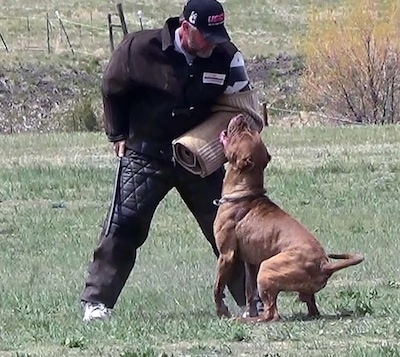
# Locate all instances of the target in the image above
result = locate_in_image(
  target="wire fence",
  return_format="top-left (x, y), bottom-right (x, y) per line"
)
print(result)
top-left (0, 4), bottom-right (367, 129)
top-left (267, 106), bottom-right (365, 126)
top-left (0, 4), bottom-right (135, 56)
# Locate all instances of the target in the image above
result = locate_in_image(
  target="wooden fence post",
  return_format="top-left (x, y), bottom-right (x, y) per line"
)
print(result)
top-left (0, 31), bottom-right (9, 52)
top-left (107, 13), bottom-right (115, 52)
top-left (262, 102), bottom-right (269, 127)
top-left (137, 10), bottom-right (143, 30)
top-left (108, 3), bottom-right (130, 53)
top-left (116, 3), bottom-right (128, 35)
top-left (46, 13), bottom-right (51, 53)
top-left (55, 11), bottom-right (75, 55)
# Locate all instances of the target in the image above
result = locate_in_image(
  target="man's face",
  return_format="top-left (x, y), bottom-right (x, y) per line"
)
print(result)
top-left (182, 21), bottom-right (216, 58)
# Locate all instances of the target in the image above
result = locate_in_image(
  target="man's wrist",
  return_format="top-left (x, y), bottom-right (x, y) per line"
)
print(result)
top-left (107, 134), bottom-right (128, 142)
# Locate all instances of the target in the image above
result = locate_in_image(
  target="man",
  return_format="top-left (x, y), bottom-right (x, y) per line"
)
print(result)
top-left (81, 0), bottom-right (264, 321)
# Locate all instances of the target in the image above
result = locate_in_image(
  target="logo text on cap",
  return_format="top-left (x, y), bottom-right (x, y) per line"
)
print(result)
top-left (208, 13), bottom-right (224, 26)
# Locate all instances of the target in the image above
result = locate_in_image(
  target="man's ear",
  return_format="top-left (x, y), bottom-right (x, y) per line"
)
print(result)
top-left (236, 156), bottom-right (254, 171)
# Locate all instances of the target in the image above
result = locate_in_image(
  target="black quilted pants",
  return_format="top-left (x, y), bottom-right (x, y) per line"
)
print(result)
top-left (81, 149), bottom-right (246, 308)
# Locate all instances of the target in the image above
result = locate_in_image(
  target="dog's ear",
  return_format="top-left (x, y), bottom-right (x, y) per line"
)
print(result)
top-left (236, 156), bottom-right (255, 171)
top-left (226, 150), bottom-right (236, 165)
top-left (257, 141), bottom-right (271, 168)
top-left (264, 148), bottom-right (271, 167)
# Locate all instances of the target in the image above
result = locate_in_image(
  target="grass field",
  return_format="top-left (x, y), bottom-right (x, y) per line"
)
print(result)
top-left (1, 126), bottom-right (400, 356)
top-left (1, 0), bottom-right (400, 356)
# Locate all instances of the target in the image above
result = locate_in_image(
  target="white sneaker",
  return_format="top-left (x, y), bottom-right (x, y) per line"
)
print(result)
top-left (82, 302), bottom-right (111, 322)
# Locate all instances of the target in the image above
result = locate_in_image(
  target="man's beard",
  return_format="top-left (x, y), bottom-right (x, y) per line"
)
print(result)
top-left (187, 38), bottom-right (214, 58)
top-left (195, 48), bottom-right (214, 58)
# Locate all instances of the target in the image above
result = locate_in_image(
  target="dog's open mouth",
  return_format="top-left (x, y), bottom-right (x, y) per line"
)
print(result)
top-left (219, 130), bottom-right (228, 147)
top-left (220, 114), bottom-right (252, 147)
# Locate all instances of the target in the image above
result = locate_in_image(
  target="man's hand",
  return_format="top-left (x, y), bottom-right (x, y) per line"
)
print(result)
top-left (113, 140), bottom-right (126, 158)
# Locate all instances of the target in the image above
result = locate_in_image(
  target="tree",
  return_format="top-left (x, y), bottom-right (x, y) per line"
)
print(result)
top-left (299, 0), bottom-right (400, 124)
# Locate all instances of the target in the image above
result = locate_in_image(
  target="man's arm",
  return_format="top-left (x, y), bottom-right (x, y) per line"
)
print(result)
top-left (102, 34), bottom-right (138, 143)
top-left (219, 51), bottom-right (264, 131)
top-left (224, 51), bottom-right (251, 94)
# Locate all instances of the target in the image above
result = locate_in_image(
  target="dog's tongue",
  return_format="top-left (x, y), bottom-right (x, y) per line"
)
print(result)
top-left (219, 130), bottom-right (228, 146)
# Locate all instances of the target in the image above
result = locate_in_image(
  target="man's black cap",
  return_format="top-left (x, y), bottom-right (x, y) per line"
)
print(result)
top-left (182, 0), bottom-right (231, 44)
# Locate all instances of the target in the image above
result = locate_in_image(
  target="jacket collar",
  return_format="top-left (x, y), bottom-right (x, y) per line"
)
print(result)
top-left (161, 17), bottom-right (180, 52)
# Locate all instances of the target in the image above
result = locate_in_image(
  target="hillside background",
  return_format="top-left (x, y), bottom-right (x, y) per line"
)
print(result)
top-left (0, 0), bottom-right (337, 133)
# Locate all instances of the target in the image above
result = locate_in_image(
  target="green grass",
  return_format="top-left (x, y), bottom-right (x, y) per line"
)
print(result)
top-left (1, 126), bottom-right (400, 356)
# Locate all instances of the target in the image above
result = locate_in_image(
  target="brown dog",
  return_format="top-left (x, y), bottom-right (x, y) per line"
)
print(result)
top-left (213, 114), bottom-right (364, 322)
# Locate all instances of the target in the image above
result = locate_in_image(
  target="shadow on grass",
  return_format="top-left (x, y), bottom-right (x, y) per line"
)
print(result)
top-left (232, 310), bottom-right (364, 325)
top-left (158, 308), bottom-right (364, 324)
top-left (157, 308), bottom-right (216, 320)
top-left (283, 310), bottom-right (363, 322)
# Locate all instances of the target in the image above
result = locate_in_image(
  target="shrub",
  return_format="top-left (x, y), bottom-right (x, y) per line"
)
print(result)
top-left (71, 96), bottom-right (100, 132)
top-left (299, 0), bottom-right (400, 124)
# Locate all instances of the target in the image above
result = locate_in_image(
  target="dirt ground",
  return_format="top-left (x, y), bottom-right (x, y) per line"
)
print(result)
top-left (0, 54), bottom-right (303, 134)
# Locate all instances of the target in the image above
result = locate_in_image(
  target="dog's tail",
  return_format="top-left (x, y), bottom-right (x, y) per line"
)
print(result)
top-left (323, 253), bottom-right (364, 275)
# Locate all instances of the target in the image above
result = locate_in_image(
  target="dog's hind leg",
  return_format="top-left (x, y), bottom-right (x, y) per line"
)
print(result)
top-left (299, 293), bottom-right (320, 318)
top-left (242, 284), bottom-right (279, 323)
top-left (214, 250), bottom-right (236, 318)
top-left (247, 251), bottom-right (310, 322)
top-left (241, 259), bottom-right (281, 323)
top-left (257, 288), bottom-right (280, 322)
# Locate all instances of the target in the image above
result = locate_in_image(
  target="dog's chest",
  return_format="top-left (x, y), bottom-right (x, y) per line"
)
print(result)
top-left (235, 221), bottom-right (278, 265)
